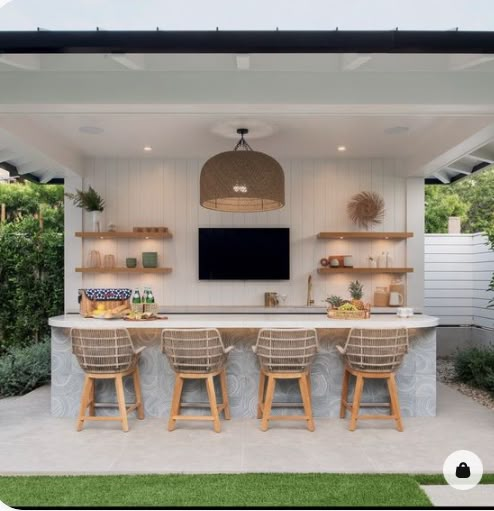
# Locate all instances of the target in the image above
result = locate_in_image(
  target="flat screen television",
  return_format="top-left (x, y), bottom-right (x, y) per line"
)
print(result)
top-left (199, 228), bottom-right (290, 280)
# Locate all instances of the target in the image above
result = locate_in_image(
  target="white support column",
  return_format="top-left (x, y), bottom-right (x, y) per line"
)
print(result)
top-left (64, 175), bottom-right (83, 313)
top-left (406, 177), bottom-right (425, 309)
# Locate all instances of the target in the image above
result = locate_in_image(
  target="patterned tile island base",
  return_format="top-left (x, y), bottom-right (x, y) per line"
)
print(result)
top-left (51, 327), bottom-right (436, 418)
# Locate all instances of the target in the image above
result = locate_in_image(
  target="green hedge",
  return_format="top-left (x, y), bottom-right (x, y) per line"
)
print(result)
top-left (0, 183), bottom-right (64, 355)
top-left (0, 340), bottom-right (50, 397)
top-left (454, 346), bottom-right (494, 393)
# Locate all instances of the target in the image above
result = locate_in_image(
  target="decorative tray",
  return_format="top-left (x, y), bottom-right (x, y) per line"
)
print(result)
top-left (123, 315), bottom-right (168, 322)
top-left (327, 308), bottom-right (370, 320)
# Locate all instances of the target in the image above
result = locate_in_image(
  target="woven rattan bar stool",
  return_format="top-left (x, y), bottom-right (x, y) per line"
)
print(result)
top-left (337, 328), bottom-right (409, 432)
top-left (70, 328), bottom-right (145, 432)
top-left (253, 328), bottom-right (319, 432)
top-left (161, 328), bottom-right (233, 433)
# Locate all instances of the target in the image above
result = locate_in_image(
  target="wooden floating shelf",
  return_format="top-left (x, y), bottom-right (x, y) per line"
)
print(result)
top-left (76, 231), bottom-right (172, 239)
top-left (317, 232), bottom-right (413, 240)
top-left (318, 267), bottom-right (414, 274)
top-left (76, 267), bottom-right (173, 274)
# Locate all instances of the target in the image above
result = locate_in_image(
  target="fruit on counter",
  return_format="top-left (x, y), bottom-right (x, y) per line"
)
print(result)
top-left (349, 280), bottom-right (365, 310)
top-left (324, 295), bottom-right (345, 308)
top-left (338, 303), bottom-right (358, 311)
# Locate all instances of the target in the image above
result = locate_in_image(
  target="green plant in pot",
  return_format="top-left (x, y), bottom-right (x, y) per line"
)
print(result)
top-left (65, 186), bottom-right (105, 232)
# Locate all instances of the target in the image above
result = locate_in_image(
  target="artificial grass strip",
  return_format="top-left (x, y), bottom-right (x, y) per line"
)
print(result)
top-left (0, 473), bottom-right (431, 508)
top-left (413, 473), bottom-right (494, 485)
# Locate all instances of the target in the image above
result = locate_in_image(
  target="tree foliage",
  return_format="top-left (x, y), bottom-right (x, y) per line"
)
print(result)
top-left (425, 167), bottom-right (494, 234)
top-left (0, 183), bottom-right (64, 354)
top-left (424, 186), bottom-right (469, 234)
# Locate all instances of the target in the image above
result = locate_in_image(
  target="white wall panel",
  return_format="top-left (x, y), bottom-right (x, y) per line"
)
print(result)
top-left (425, 233), bottom-right (494, 327)
top-left (65, 157), bottom-right (418, 311)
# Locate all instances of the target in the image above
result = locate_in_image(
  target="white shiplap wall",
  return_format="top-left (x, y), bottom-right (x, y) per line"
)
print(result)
top-left (425, 233), bottom-right (494, 328)
top-left (65, 157), bottom-right (417, 311)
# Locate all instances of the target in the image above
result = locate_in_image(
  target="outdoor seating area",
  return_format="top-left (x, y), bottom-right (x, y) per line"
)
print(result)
top-left (2, 3), bottom-right (494, 507)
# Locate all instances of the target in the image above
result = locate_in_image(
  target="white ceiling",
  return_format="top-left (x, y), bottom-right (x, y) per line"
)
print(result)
top-left (10, 113), bottom-right (490, 161)
top-left (0, 52), bottom-right (494, 181)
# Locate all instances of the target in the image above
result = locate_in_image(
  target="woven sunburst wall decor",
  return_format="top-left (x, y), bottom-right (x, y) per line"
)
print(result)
top-left (347, 191), bottom-right (385, 229)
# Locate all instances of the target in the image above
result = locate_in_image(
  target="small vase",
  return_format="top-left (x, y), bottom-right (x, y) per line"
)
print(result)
top-left (92, 211), bottom-right (101, 232)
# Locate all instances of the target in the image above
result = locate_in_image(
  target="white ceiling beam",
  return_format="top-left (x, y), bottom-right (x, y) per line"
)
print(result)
top-left (445, 165), bottom-right (472, 175)
top-left (0, 120), bottom-right (84, 177)
top-left (106, 53), bottom-right (145, 70)
top-left (0, 54), bottom-right (40, 71)
top-left (0, 149), bottom-right (16, 163)
top-left (40, 171), bottom-right (56, 183)
top-left (235, 55), bottom-right (250, 71)
top-left (468, 148), bottom-right (494, 163)
top-left (16, 162), bottom-right (41, 175)
top-left (342, 53), bottom-right (372, 71)
top-left (433, 171), bottom-right (450, 184)
top-left (449, 54), bottom-right (494, 71)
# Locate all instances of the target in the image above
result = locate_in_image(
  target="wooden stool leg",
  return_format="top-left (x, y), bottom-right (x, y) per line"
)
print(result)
top-left (299, 373), bottom-right (315, 432)
top-left (77, 375), bottom-right (92, 432)
top-left (133, 366), bottom-right (145, 420)
top-left (349, 374), bottom-right (364, 432)
top-left (168, 374), bottom-right (184, 432)
top-left (306, 371), bottom-right (312, 400)
top-left (387, 373), bottom-right (404, 432)
top-left (257, 370), bottom-right (266, 419)
top-left (115, 374), bottom-right (129, 432)
top-left (206, 374), bottom-right (221, 433)
top-left (340, 367), bottom-right (350, 419)
top-left (261, 375), bottom-right (276, 432)
top-left (219, 369), bottom-right (231, 420)
top-left (88, 377), bottom-right (96, 417)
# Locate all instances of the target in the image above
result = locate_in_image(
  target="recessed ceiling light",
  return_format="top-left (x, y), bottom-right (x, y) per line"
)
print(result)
top-left (384, 126), bottom-right (409, 135)
top-left (337, 146), bottom-right (347, 152)
top-left (79, 126), bottom-right (104, 135)
top-left (144, 146), bottom-right (152, 152)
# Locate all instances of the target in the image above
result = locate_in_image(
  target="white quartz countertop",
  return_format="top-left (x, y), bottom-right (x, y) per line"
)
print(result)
top-left (49, 313), bottom-right (438, 329)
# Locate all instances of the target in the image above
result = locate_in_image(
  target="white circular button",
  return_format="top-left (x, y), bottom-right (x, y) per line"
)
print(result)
top-left (443, 450), bottom-right (483, 490)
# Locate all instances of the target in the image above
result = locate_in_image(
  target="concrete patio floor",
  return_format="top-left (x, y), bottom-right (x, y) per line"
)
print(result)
top-left (0, 382), bottom-right (493, 475)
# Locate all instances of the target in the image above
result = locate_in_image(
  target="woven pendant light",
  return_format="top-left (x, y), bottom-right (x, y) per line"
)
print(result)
top-left (200, 128), bottom-right (285, 212)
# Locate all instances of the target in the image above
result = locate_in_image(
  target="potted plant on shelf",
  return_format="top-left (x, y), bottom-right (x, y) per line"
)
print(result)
top-left (65, 186), bottom-right (105, 232)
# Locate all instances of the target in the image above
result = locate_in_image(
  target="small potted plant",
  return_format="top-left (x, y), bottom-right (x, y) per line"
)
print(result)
top-left (65, 186), bottom-right (105, 232)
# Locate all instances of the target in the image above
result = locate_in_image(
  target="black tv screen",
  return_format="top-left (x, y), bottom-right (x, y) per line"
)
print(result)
top-left (199, 228), bottom-right (290, 280)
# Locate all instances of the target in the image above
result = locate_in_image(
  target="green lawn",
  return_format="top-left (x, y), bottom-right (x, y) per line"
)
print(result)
top-left (0, 473), bottom-right (433, 508)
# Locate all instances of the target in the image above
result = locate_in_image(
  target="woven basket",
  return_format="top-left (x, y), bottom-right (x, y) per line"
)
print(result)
top-left (131, 302), bottom-right (160, 315)
top-left (327, 307), bottom-right (370, 320)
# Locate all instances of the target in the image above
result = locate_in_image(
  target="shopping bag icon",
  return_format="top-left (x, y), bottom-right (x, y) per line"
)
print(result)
top-left (456, 462), bottom-right (471, 478)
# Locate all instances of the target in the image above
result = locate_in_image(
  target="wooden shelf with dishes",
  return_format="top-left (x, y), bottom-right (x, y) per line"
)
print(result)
top-left (317, 267), bottom-right (413, 275)
top-left (76, 267), bottom-right (172, 274)
top-left (76, 231), bottom-right (173, 239)
top-left (317, 231), bottom-right (413, 240)
top-left (75, 228), bottom-right (173, 274)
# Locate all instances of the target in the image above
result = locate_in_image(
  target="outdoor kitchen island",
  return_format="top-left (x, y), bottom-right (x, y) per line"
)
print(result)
top-left (49, 313), bottom-right (438, 419)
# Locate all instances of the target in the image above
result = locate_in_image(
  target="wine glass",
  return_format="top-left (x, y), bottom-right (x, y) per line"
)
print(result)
top-left (279, 293), bottom-right (288, 306)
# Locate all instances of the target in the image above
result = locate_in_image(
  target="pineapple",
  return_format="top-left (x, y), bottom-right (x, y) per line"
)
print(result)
top-left (325, 295), bottom-right (345, 309)
top-left (349, 280), bottom-right (365, 310)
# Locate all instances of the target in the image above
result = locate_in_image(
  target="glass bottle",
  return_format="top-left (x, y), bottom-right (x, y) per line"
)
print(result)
top-left (142, 287), bottom-right (149, 303)
top-left (132, 288), bottom-right (141, 304)
top-left (146, 287), bottom-right (155, 304)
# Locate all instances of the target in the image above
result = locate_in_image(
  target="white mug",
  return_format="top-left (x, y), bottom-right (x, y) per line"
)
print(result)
top-left (389, 291), bottom-right (403, 306)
